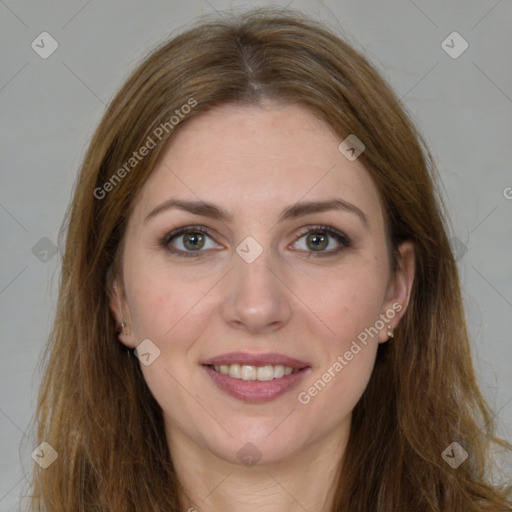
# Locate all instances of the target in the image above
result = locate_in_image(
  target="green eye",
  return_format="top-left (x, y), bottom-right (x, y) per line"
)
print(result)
top-left (293, 226), bottom-right (351, 256)
top-left (305, 232), bottom-right (329, 251)
top-left (161, 226), bottom-right (219, 257)
top-left (161, 225), bottom-right (351, 258)
top-left (181, 232), bottom-right (206, 251)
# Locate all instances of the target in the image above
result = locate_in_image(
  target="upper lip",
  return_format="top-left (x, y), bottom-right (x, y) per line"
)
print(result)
top-left (201, 352), bottom-right (310, 369)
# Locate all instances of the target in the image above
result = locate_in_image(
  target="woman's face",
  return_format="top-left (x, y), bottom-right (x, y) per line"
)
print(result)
top-left (110, 102), bottom-right (414, 466)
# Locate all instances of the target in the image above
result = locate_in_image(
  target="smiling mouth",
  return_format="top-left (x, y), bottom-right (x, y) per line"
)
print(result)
top-left (202, 360), bottom-right (311, 403)
top-left (206, 363), bottom-right (302, 381)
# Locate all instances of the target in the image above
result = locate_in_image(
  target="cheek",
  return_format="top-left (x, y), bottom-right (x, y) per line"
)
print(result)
top-left (297, 342), bottom-right (378, 432)
top-left (123, 252), bottom-right (213, 340)
top-left (296, 278), bottom-right (381, 427)
top-left (128, 277), bottom-right (176, 337)
top-left (123, 261), bottom-right (209, 425)
top-left (302, 263), bottom-right (388, 348)
top-left (294, 259), bottom-right (387, 413)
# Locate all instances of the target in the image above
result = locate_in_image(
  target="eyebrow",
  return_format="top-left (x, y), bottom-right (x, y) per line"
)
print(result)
top-left (144, 198), bottom-right (368, 227)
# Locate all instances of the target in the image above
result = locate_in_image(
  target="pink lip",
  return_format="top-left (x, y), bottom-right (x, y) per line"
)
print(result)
top-left (202, 365), bottom-right (311, 403)
top-left (200, 352), bottom-right (310, 369)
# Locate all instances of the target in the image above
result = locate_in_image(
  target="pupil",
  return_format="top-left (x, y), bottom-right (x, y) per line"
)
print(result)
top-left (184, 233), bottom-right (204, 250)
top-left (307, 233), bottom-right (327, 251)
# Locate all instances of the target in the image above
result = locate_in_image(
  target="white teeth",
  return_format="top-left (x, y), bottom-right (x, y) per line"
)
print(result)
top-left (212, 363), bottom-right (299, 380)
top-left (273, 364), bottom-right (285, 378)
top-left (228, 364), bottom-right (241, 379)
top-left (257, 365), bottom-right (274, 381)
top-left (241, 365), bottom-right (256, 380)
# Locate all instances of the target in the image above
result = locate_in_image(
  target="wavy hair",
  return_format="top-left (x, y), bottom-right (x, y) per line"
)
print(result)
top-left (28, 7), bottom-right (511, 511)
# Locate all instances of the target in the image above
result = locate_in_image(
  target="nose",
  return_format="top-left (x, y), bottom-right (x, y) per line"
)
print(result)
top-left (220, 248), bottom-right (292, 335)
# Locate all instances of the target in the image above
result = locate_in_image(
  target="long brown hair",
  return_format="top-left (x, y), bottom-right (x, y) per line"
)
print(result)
top-left (28, 7), bottom-right (511, 511)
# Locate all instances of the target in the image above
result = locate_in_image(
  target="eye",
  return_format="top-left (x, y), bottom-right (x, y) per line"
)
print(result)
top-left (291, 225), bottom-right (351, 256)
top-left (160, 224), bottom-right (351, 258)
top-left (161, 226), bottom-right (221, 257)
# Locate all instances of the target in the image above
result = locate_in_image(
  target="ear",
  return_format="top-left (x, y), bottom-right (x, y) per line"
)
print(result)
top-left (378, 241), bottom-right (415, 343)
top-left (108, 277), bottom-right (136, 349)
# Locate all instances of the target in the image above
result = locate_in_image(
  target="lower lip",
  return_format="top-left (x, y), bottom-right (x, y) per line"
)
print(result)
top-left (202, 365), bottom-right (311, 403)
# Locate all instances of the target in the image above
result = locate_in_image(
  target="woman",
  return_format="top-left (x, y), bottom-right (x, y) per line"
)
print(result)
top-left (29, 7), bottom-right (511, 511)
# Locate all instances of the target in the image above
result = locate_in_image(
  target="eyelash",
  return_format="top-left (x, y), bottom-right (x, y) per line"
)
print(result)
top-left (160, 224), bottom-right (352, 258)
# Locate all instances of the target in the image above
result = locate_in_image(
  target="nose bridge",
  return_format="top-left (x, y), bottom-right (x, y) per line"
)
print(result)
top-left (235, 244), bottom-right (276, 294)
top-left (220, 241), bottom-right (292, 332)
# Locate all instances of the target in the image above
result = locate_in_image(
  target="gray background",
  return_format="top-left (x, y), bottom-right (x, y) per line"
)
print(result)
top-left (1, 0), bottom-right (511, 509)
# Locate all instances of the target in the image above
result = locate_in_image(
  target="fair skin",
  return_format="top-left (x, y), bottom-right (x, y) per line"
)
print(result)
top-left (109, 102), bottom-right (415, 512)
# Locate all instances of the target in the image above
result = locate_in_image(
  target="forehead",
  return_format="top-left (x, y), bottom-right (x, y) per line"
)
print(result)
top-left (130, 102), bottom-right (383, 227)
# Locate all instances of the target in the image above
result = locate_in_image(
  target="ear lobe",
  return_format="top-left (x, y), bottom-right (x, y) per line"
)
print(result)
top-left (379, 241), bottom-right (415, 344)
top-left (108, 279), bottom-right (135, 347)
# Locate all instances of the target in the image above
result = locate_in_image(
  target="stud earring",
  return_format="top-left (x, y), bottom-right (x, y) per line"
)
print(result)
top-left (121, 320), bottom-right (131, 336)
top-left (387, 324), bottom-right (394, 338)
